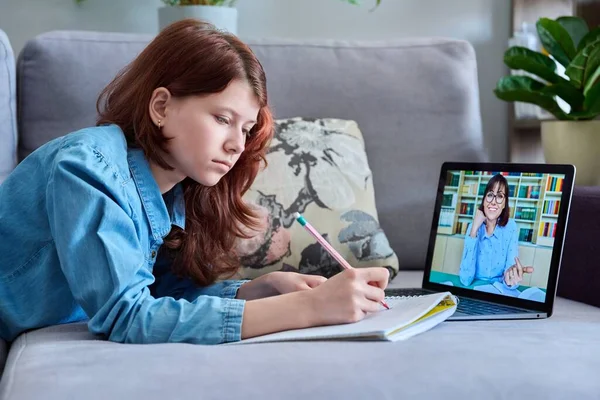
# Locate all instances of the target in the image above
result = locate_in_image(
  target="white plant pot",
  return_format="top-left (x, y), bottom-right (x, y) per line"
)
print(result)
top-left (541, 120), bottom-right (600, 186)
top-left (158, 5), bottom-right (237, 35)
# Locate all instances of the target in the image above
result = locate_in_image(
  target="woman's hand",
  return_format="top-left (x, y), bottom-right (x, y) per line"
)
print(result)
top-left (306, 267), bottom-right (390, 326)
top-left (504, 257), bottom-right (535, 286)
top-left (236, 271), bottom-right (326, 300)
top-left (470, 209), bottom-right (487, 237)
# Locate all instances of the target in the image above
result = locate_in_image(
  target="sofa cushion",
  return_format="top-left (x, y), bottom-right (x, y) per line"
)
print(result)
top-left (236, 117), bottom-right (399, 279)
top-left (557, 186), bottom-right (600, 308)
top-left (1, 271), bottom-right (599, 400)
top-left (0, 29), bottom-right (16, 184)
top-left (17, 31), bottom-right (485, 269)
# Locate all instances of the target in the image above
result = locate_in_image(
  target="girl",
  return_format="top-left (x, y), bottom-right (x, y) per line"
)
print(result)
top-left (0, 19), bottom-right (389, 345)
top-left (459, 174), bottom-right (534, 290)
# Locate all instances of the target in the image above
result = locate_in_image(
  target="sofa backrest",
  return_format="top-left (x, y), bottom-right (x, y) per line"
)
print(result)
top-left (0, 29), bottom-right (17, 184)
top-left (16, 30), bottom-right (486, 269)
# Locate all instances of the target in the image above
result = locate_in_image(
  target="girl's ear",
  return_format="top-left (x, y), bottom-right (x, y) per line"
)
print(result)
top-left (149, 87), bottom-right (171, 127)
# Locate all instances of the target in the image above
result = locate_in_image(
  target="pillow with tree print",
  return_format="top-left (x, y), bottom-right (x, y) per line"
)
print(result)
top-left (234, 117), bottom-right (399, 281)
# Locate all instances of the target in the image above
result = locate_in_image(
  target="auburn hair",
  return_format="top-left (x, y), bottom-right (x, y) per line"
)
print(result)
top-left (97, 19), bottom-right (274, 286)
top-left (478, 173), bottom-right (510, 227)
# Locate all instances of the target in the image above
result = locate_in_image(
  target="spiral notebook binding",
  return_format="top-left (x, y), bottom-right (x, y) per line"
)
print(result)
top-left (385, 293), bottom-right (460, 306)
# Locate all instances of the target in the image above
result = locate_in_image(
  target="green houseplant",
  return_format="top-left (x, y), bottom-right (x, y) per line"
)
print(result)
top-left (494, 16), bottom-right (600, 185)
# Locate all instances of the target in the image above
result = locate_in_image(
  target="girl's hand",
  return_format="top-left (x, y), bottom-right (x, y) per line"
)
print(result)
top-left (237, 271), bottom-right (326, 300)
top-left (267, 271), bottom-right (327, 295)
top-left (307, 267), bottom-right (389, 326)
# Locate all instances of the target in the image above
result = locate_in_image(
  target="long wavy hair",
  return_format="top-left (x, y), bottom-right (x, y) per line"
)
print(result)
top-left (97, 19), bottom-right (274, 286)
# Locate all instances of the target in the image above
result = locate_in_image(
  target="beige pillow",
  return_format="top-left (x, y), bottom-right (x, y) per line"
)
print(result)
top-left (235, 117), bottom-right (399, 280)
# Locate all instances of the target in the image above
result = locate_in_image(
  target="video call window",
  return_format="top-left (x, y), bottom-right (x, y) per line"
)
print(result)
top-left (430, 170), bottom-right (566, 303)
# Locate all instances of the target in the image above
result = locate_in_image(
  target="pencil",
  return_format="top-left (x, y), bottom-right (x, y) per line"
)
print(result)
top-left (293, 212), bottom-right (390, 310)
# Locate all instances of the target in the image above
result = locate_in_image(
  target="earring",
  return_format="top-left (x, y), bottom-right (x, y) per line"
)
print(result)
top-left (157, 119), bottom-right (162, 129)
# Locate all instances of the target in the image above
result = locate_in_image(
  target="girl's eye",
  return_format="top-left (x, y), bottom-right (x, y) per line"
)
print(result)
top-left (243, 129), bottom-right (251, 137)
top-left (215, 116), bottom-right (229, 125)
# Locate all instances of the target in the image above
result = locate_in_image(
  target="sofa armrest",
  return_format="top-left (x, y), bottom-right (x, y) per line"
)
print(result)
top-left (0, 29), bottom-right (17, 184)
top-left (557, 186), bottom-right (600, 308)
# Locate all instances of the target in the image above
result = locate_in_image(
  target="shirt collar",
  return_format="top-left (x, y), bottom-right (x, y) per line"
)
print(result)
top-left (168, 183), bottom-right (186, 230)
top-left (479, 221), bottom-right (499, 239)
top-left (127, 148), bottom-right (186, 240)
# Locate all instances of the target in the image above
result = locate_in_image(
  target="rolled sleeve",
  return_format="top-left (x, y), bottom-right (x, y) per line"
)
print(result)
top-left (220, 280), bottom-right (251, 298)
top-left (222, 297), bottom-right (245, 342)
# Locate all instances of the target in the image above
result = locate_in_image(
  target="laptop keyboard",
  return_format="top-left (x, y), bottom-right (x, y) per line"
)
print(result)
top-left (385, 288), bottom-right (533, 315)
top-left (455, 297), bottom-right (531, 315)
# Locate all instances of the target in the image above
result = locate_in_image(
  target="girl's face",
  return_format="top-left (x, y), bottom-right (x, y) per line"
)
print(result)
top-left (151, 79), bottom-right (260, 189)
top-left (483, 182), bottom-right (506, 221)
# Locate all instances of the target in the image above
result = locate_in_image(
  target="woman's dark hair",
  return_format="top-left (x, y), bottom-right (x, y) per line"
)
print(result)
top-left (478, 173), bottom-right (510, 227)
top-left (97, 19), bottom-right (274, 286)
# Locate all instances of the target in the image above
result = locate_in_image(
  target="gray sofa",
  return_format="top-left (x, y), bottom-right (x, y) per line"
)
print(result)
top-left (1, 29), bottom-right (600, 399)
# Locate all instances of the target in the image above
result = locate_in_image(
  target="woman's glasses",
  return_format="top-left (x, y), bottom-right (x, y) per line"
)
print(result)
top-left (485, 192), bottom-right (505, 204)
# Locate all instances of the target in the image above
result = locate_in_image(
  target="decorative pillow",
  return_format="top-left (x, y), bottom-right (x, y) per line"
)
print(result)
top-left (234, 117), bottom-right (399, 280)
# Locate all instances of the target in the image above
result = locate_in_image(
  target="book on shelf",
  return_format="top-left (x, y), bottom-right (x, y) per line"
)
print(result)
top-left (455, 221), bottom-right (469, 235)
top-left (515, 206), bottom-right (537, 221)
top-left (438, 208), bottom-right (454, 227)
top-left (519, 228), bottom-right (534, 242)
top-left (539, 222), bottom-right (557, 238)
top-left (518, 184), bottom-right (541, 199)
top-left (543, 200), bottom-right (560, 215)
top-left (447, 172), bottom-right (460, 187)
top-left (546, 176), bottom-right (564, 192)
top-left (459, 202), bottom-right (475, 215)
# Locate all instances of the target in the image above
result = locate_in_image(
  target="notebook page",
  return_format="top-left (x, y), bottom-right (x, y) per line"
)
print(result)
top-left (234, 292), bottom-right (452, 344)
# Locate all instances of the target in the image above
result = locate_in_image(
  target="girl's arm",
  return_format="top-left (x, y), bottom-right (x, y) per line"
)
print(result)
top-left (47, 143), bottom-right (247, 344)
top-left (240, 267), bottom-right (390, 339)
top-left (459, 223), bottom-right (478, 287)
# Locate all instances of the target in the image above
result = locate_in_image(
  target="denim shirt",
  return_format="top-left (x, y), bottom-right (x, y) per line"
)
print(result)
top-left (459, 219), bottom-right (519, 290)
top-left (0, 124), bottom-right (247, 344)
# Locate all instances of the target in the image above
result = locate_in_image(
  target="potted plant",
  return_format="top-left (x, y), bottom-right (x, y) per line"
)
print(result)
top-left (76, 1), bottom-right (382, 35)
top-left (158, 1), bottom-right (238, 34)
top-left (494, 16), bottom-right (600, 186)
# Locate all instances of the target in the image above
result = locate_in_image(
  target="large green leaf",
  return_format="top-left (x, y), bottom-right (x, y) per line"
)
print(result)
top-left (585, 65), bottom-right (600, 96)
top-left (557, 16), bottom-right (589, 49)
top-left (494, 76), bottom-right (566, 119)
top-left (542, 82), bottom-right (585, 111)
top-left (503, 46), bottom-right (560, 84)
top-left (537, 18), bottom-right (577, 67)
top-left (578, 27), bottom-right (600, 52)
top-left (565, 39), bottom-right (600, 88)
top-left (584, 81), bottom-right (600, 116)
top-left (584, 46), bottom-right (600, 87)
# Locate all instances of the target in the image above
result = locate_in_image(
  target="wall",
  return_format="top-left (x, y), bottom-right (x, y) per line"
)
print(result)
top-left (0, 0), bottom-right (511, 161)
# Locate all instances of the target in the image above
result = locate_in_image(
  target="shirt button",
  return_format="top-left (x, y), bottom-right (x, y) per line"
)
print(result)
top-left (151, 251), bottom-right (156, 259)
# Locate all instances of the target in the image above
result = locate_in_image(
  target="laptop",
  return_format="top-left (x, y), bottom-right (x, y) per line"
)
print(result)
top-left (385, 162), bottom-right (575, 320)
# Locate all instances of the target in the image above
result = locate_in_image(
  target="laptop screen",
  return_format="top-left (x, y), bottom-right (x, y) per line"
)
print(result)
top-left (427, 169), bottom-right (567, 304)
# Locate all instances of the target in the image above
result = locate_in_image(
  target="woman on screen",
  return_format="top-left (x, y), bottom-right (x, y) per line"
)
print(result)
top-left (459, 174), bottom-right (534, 289)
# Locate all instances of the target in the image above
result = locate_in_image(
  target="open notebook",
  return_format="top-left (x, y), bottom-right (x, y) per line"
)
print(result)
top-left (232, 292), bottom-right (457, 344)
